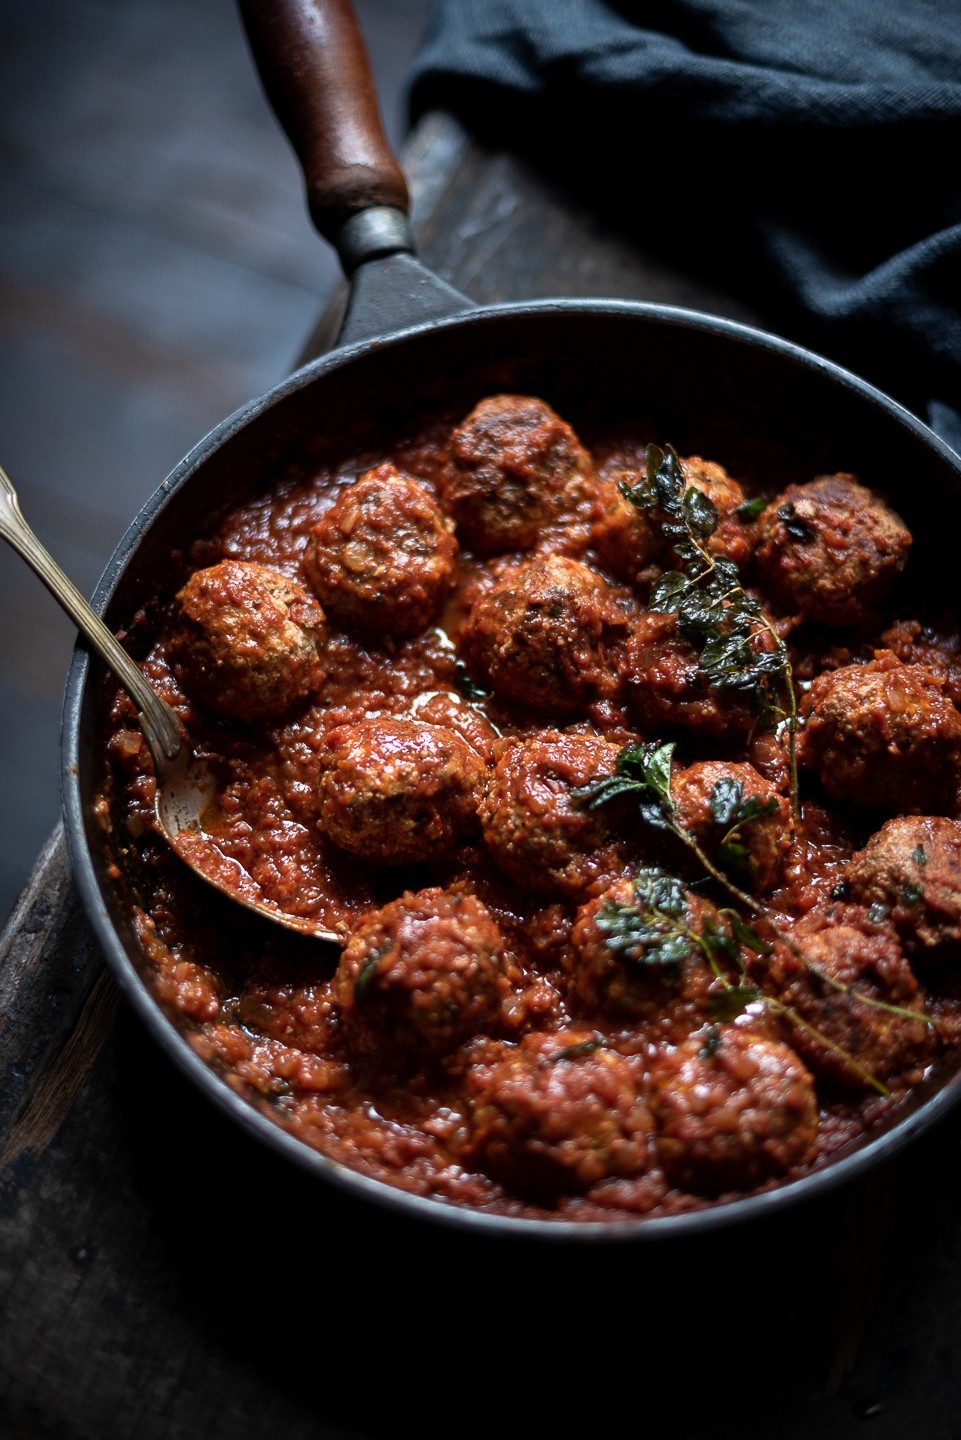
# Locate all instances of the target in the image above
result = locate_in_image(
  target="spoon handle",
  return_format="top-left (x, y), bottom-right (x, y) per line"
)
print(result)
top-left (0, 463), bottom-right (182, 766)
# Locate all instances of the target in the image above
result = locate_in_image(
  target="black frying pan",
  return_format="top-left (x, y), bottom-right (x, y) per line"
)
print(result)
top-left (61, 0), bottom-right (961, 1241)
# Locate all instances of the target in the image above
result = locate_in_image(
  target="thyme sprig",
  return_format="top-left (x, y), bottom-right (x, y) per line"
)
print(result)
top-left (577, 743), bottom-right (935, 1095)
top-left (579, 740), bottom-right (769, 917)
top-left (621, 443), bottom-right (800, 820)
top-left (597, 867), bottom-right (752, 984)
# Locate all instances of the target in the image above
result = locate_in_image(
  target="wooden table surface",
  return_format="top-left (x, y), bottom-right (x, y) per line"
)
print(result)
top-left (2, 113), bottom-right (961, 1440)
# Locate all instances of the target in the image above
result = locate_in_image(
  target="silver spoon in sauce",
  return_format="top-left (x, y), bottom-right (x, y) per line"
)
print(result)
top-left (0, 462), bottom-right (343, 944)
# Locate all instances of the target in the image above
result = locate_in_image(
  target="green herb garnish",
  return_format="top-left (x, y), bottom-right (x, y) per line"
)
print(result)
top-left (734, 495), bottom-right (768, 522)
top-left (621, 444), bottom-right (799, 818)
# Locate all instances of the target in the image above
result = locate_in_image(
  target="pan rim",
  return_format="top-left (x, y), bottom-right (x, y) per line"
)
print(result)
top-left (61, 295), bottom-right (961, 1241)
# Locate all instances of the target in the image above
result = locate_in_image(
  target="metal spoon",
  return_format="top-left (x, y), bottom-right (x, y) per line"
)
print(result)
top-left (0, 463), bottom-right (341, 943)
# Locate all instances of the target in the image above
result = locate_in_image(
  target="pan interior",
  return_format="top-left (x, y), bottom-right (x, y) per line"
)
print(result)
top-left (64, 302), bottom-right (961, 1238)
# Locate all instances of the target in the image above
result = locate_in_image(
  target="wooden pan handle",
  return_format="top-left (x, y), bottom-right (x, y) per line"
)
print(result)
top-left (237, 0), bottom-right (410, 245)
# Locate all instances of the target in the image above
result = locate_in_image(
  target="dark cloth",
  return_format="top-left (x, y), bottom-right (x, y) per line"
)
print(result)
top-left (410, 0), bottom-right (961, 452)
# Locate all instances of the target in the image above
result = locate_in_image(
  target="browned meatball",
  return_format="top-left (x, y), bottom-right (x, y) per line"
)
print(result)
top-left (650, 1027), bottom-right (818, 1195)
top-left (591, 456), bottom-right (755, 584)
top-left (479, 733), bottom-right (632, 899)
top-left (753, 904), bottom-right (932, 1089)
top-left (880, 618), bottom-right (961, 710)
top-left (590, 471), bottom-right (662, 582)
top-left (568, 873), bottom-right (719, 1022)
top-left (333, 887), bottom-right (509, 1060)
top-left (802, 653), bottom-right (961, 813)
top-left (317, 718), bottom-right (487, 864)
top-left (672, 761), bottom-right (791, 893)
top-left (167, 559), bottom-right (327, 721)
top-left (460, 555), bottom-right (629, 716)
top-left (465, 1030), bottom-right (654, 1196)
top-left (845, 816), bottom-right (961, 960)
top-left (621, 609), bottom-right (776, 739)
top-left (590, 452), bottom-right (754, 581)
top-left (441, 395), bottom-right (595, 555)
top-left (754, 474), bottom-right (911, 627)
top-left (302, 463), bottom-right (457, 638)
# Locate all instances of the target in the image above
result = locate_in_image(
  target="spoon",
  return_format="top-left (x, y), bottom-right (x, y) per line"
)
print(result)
top-left (0, 463), bottom-right (341, 943)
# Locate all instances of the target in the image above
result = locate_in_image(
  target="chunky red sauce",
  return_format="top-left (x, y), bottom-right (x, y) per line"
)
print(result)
top-left (102, 392), bottom-right (961, 1223)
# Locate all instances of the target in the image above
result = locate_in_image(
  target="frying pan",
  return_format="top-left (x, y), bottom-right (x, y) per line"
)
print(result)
top-left (61, 0), bottom-right (961, 1240)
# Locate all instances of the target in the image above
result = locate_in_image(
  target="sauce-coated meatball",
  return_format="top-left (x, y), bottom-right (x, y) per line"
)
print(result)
top-left (845, 815), bottom-right (961, 960)
top-left (479, 733), bottom-right (632, 899)
top-left (802, 653), bottom-right (961, 813)
top-left (754, 474), bottom-right (911, 627)
top-left (753, 904), bottom-right (932, 1088)
top-left (621, 609), bottom-right (774, 739)
top-left (591, 456), bottom-right (755, 583)
top-left (317, 718), bottom-right (487, 865)
top-left (441, 394), bottom-right (595, 554)
top-left (650, 1027), bottom-right (818, 1195)
top-left (672, 760), bottom-right (791, 893)
top-left (167, 559), bottom-right (327, 721)
top-left (880, 618), bottom-right (961, 710)
top-left (333, 887), bottom-right (509, 1060)
top-left (465, 1031), bottom-right (654, 1196)
top-left (568, 874), bottom-right (718, 1022)
top-left (302, 463), bottom-right (457, 638)
top-left (460, 555), bottom-right (628, 715)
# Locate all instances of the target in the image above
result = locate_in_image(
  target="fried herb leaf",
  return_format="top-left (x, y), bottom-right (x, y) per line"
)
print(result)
top-left (706, 985), bottom-right (761, 1022)
top-left (596, 867), bottom-right (694, 970)
top-left (550, 1038), bottom-right (603, 1063)
top-left (622, 443), bottom-right (797, 746)
top-left (699, 1026), bottom-right (723, 1059)
top-left (353, 945), bottom-right (389, 1000)
top-left (720, 909), bottom-right (773, 956)
top-left (778, 500), bottom-right (816, 542)
top-left (452, 658), bottom-right (491, 701)
top-left (709, 776), bottom-right (744, 827)
top-left (734, 495), bottom-right (768, 522)
top-left (575, 740), bottom-right (676, 816)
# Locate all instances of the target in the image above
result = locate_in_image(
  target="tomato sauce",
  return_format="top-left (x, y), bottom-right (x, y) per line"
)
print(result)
top-left (101, 393), bottom-right (961, 1223)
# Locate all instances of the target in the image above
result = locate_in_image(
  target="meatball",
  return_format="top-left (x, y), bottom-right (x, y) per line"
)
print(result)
top-left (302, 463), bottom-right (457, 637)
top-left (460, 555), bottom-right (628, 715)
top-left (672, 761), bottom-right (791, 893)
top-left (880, 617), bottom-right (961, 710)
top-left (568, 873), bottom-right (719, 1022)
top-left (465, 1030), bottom-right (654, 1197)
top-left (590, 471), bottom-right (662, 582)
top-left (316, 718), bottom-right (487, 865)
top-left (440, 394), bottom-right (595, 554)
top-left (650, 1027), bottom-right (818, 1195)
top-left (167, 559), bottom-right (327, 721)
top-left (753, 904), bottom-right (932, 1089)
top-left (591, 456), bottom-right (754, 584)
top-left (479, 733), bottom-right (632, 899)
top-left (621, 609), bottom-right (776, 739)
top-left (333, 888), bottom-right (509, 1060)
top-left (754, 473), bottom-right (911, 627)
top-left (802, 652), bottom-right (961, 813)
top-left (593, 452), bottom-right (760, 581)
top-left (845, 815), bottom-right (961, 960)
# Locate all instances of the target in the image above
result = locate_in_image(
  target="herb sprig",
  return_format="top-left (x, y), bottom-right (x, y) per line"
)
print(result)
top-left (579, 739), bottom-right (771, 917)
top-left (577, 743), bottom-right (934, 1094)
top-left (621, 444), bottom-right (800, 819)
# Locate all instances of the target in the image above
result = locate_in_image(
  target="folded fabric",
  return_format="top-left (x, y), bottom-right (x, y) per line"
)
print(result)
top-left (410, 0), bottom-right (961, 453)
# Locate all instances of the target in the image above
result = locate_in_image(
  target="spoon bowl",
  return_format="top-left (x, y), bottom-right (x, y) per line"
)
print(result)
top-left (0, 462), bottom-right (342, 944)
